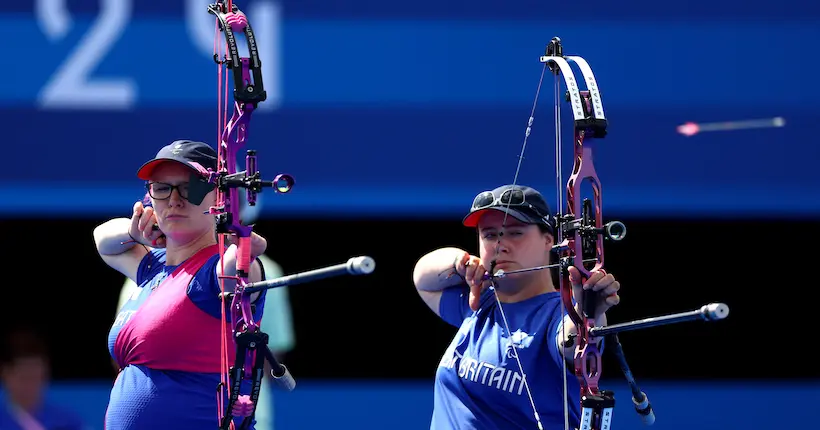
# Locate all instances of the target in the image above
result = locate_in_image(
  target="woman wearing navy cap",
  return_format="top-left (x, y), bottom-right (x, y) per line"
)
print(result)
top-left (413, 184), bottom-right (622, 430)
top-left (94, 140), bottom-right (269, 429)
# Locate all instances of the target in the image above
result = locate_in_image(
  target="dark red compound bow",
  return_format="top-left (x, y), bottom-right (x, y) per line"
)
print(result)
top-left (203, 2), bottom-right (376, 428)
top-left (485, 37), bottom-right (731, 430)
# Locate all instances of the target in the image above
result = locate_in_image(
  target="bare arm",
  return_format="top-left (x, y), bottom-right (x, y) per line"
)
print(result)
top-left (94, 202), bottom-right (165, 283)
top-left (412, 247), bottom-right (470, 317)
top-left (93, 217), bottom-right (149, 283)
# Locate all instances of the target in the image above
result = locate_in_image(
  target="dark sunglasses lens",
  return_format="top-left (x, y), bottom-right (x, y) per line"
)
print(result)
top-left (472, 191), bottom-right (495, 209)
top-left (499, 189), bottom-right (524, 205)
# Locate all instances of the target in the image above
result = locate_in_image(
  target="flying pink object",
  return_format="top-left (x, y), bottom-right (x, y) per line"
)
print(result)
top-left (676, 117), bottom-right (786, 137)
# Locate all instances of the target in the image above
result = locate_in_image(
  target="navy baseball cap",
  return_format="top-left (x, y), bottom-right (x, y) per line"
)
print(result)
top-left (462, 184), bottom-right (556, 233)
top-left (137, 140), bottom-right (218, 180)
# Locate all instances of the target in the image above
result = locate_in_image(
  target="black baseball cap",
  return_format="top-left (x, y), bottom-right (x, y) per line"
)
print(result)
top-left (462, 184), bottom-right (556, 233)
top-left (137, 140), bottom-right (218, 180)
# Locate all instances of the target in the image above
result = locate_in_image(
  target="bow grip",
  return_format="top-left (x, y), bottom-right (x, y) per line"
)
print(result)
top-left (236, 236), bottom-right (252, 273)
top-left (582, 281), bottom-right (599, 320)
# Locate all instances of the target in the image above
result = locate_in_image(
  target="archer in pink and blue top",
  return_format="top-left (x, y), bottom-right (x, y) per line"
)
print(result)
top-left (95, 140), bottom-right (269, 429)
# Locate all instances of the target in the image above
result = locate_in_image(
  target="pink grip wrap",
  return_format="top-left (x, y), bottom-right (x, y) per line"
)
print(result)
top-left (232, 395), bottom-right (253, 417)
top-left (225, 12), bottom-right (248, 31)
top-left (237, 237), bottom-right (252, 272)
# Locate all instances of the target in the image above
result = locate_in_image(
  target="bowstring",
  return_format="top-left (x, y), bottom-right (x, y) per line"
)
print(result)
top-left (215, 17), bottom-right (226, 423)
top-left (489, 61), bottom-right (549, 430)
top-left (215, 13), bottom-right (233, 428)
top-left (554, 66), bottom-right (570, 430)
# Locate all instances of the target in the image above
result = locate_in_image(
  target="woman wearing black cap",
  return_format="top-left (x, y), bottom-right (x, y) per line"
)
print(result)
top-left (92, 140), bottom-right (269, 429)
top-left (413, 184), bottom-right (621, 430)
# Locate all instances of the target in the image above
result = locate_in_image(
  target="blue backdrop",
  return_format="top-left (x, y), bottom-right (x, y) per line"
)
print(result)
top-left (37, 380), bottom-right (820, 430)
top-left (1, 0), bottom-right (817, 218)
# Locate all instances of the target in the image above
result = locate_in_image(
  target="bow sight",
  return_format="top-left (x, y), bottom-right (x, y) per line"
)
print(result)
top-left (207, 150), bottom-right (295, 232)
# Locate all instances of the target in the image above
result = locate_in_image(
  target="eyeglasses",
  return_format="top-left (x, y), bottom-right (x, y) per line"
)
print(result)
top-left (146, 182), bottom-right (189, 200)
top-left (471, 189), bottom-right (547, 219)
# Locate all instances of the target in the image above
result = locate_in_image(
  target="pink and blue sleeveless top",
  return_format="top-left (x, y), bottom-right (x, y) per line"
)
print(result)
top-left (105, 245), bottom-right (266, 429)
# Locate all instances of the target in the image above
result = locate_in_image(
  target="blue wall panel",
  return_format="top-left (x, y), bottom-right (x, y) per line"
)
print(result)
top-left (1, 1), bottom-right (817, 218)
top-left (39, 380), bottom-right (820, 430)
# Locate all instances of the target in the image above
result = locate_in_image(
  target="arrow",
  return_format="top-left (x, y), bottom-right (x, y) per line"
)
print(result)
top-left (677, 116), bottom-right (786, 137)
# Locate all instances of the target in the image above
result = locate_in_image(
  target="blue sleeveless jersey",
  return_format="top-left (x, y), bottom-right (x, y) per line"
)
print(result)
top-left (431, 286), bottom-right (582, 430)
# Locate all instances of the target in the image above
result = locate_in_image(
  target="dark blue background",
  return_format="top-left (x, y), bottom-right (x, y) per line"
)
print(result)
top-left (1, 0), bottom-right (817, 218)
top-left (37, 380), bottom-right (820, 430)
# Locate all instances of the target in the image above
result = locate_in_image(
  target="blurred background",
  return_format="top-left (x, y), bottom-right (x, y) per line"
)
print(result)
top-left (1, 0), bottom-right (819, 429)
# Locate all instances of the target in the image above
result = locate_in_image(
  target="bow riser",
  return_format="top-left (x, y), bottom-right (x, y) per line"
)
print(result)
top-left (542, 50), bottom-right (614, 400)
top-left (553, 131), bottom-right (605, 397)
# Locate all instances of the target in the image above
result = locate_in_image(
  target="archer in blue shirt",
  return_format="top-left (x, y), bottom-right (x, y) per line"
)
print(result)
top-left (413, 185), bottom-right (622, 430)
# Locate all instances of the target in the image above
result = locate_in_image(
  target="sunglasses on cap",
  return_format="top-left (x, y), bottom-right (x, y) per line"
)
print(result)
top-left (471, 188), bottom-right (549, 220)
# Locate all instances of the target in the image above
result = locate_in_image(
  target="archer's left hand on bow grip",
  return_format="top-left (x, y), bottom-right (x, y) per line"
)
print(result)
top-left (223, 232), bottom-right (268, 256)
top-left (567, 267), bottom-right (620, 319)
